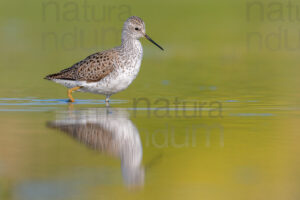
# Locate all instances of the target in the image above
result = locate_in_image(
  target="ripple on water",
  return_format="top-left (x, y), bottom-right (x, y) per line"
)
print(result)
top-left (0, 98), bottom-right (128, 112)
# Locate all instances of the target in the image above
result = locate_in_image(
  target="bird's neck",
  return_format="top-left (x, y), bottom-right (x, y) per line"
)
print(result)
top-left (121, 37), bottom-right (143, 56)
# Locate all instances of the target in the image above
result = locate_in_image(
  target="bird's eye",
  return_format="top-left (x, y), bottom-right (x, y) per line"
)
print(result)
top-left (135, 27), bottom-right (139, 31)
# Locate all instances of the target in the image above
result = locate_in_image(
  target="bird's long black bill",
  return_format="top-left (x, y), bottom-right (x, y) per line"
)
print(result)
top-left (145, 34), bottom-right (164, 51)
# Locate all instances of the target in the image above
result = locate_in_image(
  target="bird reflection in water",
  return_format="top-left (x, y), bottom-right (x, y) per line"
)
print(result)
top-left (47, 107), bottom-right (144, 188)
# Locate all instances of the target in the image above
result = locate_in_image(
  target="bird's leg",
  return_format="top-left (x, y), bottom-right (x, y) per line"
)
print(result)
top-left (105, 95), bottom-right (111, 103)
top-left (105, 95), bottom-right (111, 107)
top-left (67, 86), bottom-right (82, 102)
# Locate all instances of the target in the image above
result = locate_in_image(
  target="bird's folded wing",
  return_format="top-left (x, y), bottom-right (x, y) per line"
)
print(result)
top-left (45, 51), bottom-right (117, 82)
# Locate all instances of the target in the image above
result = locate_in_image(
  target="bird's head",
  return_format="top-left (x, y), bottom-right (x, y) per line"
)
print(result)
top-left (122, 16), bottom-right (164, 51)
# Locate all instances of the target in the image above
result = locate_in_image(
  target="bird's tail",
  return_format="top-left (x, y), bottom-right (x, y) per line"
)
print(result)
top-left (44, 73), bottom-right (60, 80)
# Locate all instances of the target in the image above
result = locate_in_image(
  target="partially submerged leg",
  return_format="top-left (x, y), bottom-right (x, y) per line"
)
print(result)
top-left (105, 95), bottom-right (111, 103)
top-left (68, 86), bottom-right (82, 102)
top-left (105, 95), bottom-right (111, 107)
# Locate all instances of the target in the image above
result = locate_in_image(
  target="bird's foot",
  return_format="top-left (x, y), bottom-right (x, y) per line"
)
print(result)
top-left (105, 95), bottom-right (111, 103)
top-left (105, 96), bottom-right (110, 107)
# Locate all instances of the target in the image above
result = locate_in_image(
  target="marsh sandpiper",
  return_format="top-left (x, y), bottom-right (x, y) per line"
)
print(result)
top-left (45, 16), bottom-right (163, 104)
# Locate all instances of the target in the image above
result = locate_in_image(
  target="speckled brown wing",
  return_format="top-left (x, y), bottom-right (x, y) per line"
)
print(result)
top-left (45, 50), bottom-right (118, 82)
